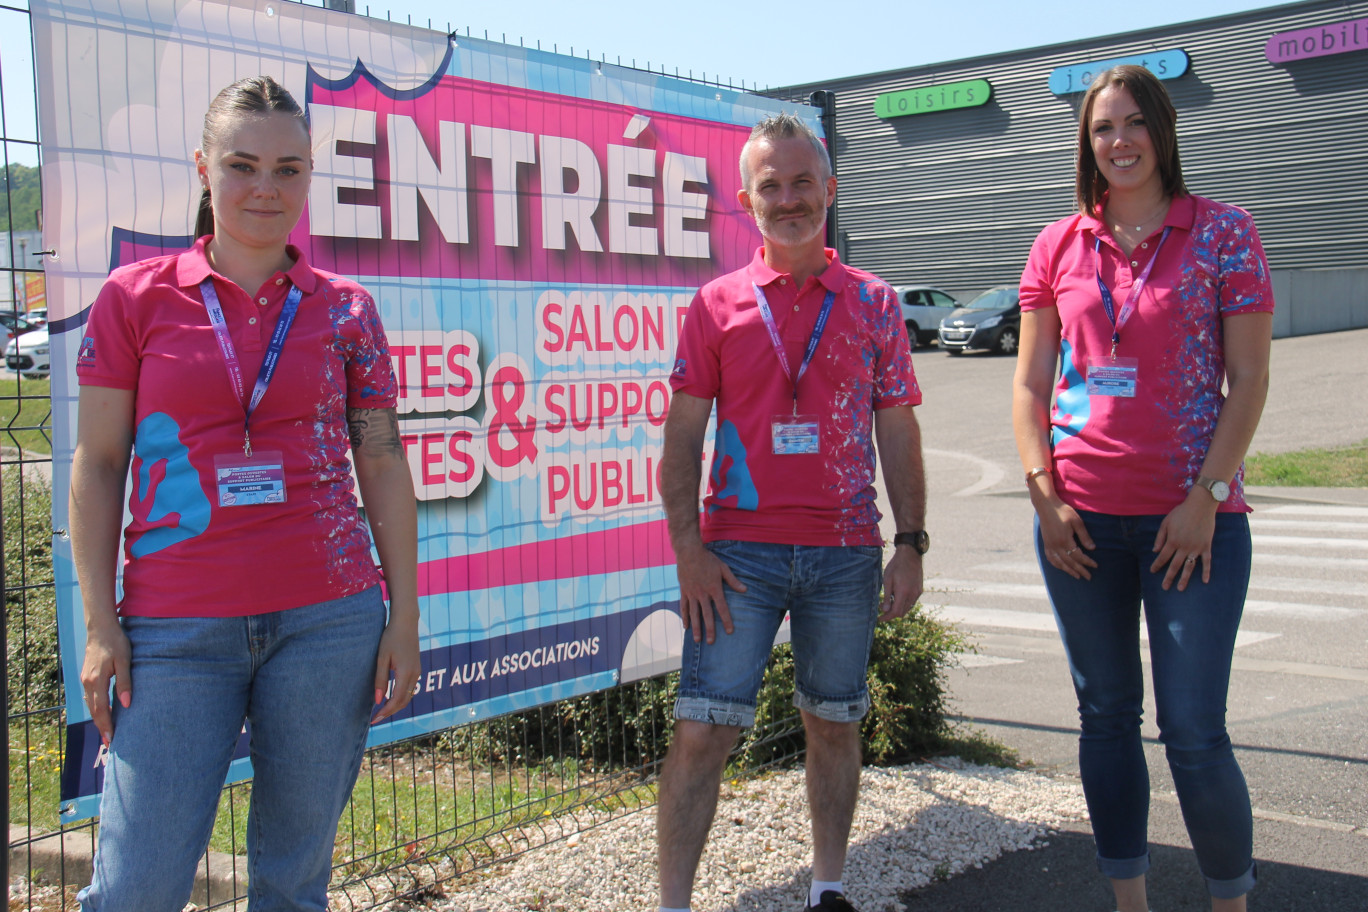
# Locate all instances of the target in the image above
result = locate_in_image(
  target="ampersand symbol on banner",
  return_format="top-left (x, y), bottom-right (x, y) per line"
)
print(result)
top-left (486, 364), bottom-right (539, 468)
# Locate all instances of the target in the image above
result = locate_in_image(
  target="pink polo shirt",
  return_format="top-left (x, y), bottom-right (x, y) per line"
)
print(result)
top-left (1019, 194), bottom-right (1274, 515)
top-left (77, 237), bottom-right (398, 617)
top-left (669, 248), bottom-right (921, 547)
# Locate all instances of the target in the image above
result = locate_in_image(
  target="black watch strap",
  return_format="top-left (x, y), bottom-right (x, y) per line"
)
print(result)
top-left (893, 531), bottom-right (930, 555)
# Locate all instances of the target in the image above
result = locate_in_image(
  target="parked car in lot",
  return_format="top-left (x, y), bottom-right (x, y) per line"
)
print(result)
top-left (6, 324), bottom-right (50, 378)
top-left (937, 285), bottom-right (1021, 355)
top-left (893, 284), bottom-right (958, 347)
top-left (0, 311), bottom-right (37, 342)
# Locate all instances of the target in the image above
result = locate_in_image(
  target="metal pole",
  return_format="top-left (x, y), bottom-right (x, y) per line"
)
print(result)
top-left (808, 90), bottom-right (839, 252)
top-left (2, 514), bottom-right (9, 889)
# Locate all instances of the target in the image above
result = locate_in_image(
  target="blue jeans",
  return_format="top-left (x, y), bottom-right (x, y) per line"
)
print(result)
top-left (79, 586), bottom-right (387, 912)
top-left (1035, 513), bottom-right (1256, 899)
top-left (675, 540), bottom-right (883, 727)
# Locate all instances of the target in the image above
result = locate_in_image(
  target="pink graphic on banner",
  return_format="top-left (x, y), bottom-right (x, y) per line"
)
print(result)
top-left (416, 518), bottom-right (674, 596)
top-left (300, 67), bottom-right (759, 285)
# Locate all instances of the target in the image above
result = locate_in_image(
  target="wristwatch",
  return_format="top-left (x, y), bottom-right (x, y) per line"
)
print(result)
top-left (1195, 475), bottom-right (1231, 503)
top-left (894, 531), bottom-right (931, 555)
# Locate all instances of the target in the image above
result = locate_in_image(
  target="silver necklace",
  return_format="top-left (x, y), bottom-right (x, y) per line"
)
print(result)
top-left (1110, 199), bottom-right (1168, 234)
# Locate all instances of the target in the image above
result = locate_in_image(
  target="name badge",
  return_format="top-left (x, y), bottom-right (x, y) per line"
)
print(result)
top-left (772, 415), bottom-right (820, 455)
top-left (214, 451), bottom-right (287, 506)
top-left (1086, 357), bottom-right (1139, 398)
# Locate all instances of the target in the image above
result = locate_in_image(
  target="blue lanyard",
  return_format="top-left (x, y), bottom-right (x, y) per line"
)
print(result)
top-left (752, 283), bottom-right (836, 415)
top-left (1094, 226), bottom-right (1170, 358)
top-left (200, 277), bottom-right (303, 456)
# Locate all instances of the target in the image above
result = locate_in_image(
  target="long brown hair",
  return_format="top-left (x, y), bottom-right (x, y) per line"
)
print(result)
top-left (195, 76), bottom-right (309, 239)
top-left (1075, 65), bottom-right (1187, 215)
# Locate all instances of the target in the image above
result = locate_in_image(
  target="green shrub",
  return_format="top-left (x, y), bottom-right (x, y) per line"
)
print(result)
top-left (746, 605), bottom-right (969, 766)
top-left (452, 603), bottom-right (968, 771)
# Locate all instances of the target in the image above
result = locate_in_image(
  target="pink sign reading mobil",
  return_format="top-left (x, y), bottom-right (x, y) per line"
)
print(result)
top-left (1265, 18), bottom-right (1368, 64)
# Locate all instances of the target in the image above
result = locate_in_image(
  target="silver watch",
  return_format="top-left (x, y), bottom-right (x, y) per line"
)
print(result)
top-left (1195, 475), bottom-right (1230, 503)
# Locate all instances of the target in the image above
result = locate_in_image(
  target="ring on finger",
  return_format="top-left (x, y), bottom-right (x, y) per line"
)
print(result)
top-left (1184, 555), bottom-right (1196, 564)
top-left (1066, 547), bottom-right (1077, 555)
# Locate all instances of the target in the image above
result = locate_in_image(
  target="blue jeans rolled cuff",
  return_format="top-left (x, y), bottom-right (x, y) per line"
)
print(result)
top-left (1096, 849), bottom-right (1150, 881)
top-left (1208, 860), bottom-right (1258, 900)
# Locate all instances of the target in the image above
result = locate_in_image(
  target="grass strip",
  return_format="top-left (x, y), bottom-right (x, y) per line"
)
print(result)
top-left (0, 375), bottom-right (53, 455)
top-left (1245, 440), bottom-right (1368, 488)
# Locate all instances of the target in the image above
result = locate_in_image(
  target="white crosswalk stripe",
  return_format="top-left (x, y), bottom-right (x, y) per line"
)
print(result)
top-left (1248, 518), bottom-right (1368, 533)
top-left (931, 604), bottom-right (1282, 649)
top-left (1260, 504), bottom-right (1368, 517)
top-left (1245, 575), bottom-right (1365, 596)
top-left (1251, 534), bottom-right (1368, 550)
top-left (934, 504), bottom-right (1368, 671)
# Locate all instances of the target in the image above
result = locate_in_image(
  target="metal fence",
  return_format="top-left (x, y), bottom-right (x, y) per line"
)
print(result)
top-left (1, 3), bottom-right (807, 908)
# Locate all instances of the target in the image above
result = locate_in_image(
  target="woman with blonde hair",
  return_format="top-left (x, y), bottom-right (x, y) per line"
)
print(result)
top-left (72, 75), bottom-right (421, 911)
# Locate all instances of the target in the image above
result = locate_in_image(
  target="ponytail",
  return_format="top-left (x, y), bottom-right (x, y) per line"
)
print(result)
top-left (195, 187), bottom-right (214, 239)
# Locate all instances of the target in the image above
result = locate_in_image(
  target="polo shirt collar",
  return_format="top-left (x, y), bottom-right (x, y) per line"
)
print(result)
top-left (1083, 192), bottom-right (1198, 237)
top-left (175, 236), bottom-right (319, 294)
top-left (747, 246), bottom-right (847, 292)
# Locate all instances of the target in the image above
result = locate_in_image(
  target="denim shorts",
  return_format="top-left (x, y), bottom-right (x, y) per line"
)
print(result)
top-left (674, 540), bottom-right (883, 728)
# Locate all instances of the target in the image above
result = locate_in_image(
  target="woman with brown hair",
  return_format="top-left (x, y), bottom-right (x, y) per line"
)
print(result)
top-left (1013, 64), bottom-right (1272, 911)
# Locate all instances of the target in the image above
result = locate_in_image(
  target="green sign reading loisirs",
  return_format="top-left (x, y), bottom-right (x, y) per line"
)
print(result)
top-left (874, 79), bottom-right (992, 118)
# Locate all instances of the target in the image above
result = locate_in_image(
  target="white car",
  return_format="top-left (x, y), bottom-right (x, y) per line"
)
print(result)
top-left (6, 325), bottom-right (50, 378)
top-left (892, 285), bottom-right (958, 347)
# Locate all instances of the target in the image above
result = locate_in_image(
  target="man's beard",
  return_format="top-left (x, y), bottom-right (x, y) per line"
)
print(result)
top-left (756, 205), bottom-right (826, 248)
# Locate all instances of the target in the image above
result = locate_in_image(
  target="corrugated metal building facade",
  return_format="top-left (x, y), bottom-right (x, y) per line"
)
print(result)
top-left (769, 0), bottom-right (1367, 336)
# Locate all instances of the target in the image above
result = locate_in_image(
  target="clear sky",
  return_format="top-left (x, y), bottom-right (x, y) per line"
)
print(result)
top-left (384, 0), bottom-right (1304, 90)
top-left (1, 0), bottom-right (1306, 167)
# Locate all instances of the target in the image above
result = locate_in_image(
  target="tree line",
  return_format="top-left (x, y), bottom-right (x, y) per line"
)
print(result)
top-left (1, 163), bottom-right (41, 232)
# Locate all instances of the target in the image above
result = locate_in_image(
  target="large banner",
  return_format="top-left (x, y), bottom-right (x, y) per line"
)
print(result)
top-left (33, 0), bottom-right (816, 822)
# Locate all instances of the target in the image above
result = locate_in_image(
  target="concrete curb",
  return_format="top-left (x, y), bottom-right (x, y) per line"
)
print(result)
top-left (9, 824), bottom-right (247, 908)
top-left (1245, 485), bottom-right (1368, 507)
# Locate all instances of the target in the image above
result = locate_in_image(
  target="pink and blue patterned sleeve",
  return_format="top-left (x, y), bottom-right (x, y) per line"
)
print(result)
top-left (869, 281), bottom-right (922, 408)
top-left (1216, 209), bottom-right (1274, 316)
top-left (343, 288), bottom-right (399, 409)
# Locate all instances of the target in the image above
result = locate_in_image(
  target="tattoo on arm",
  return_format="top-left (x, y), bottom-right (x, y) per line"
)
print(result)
top-left (347, 408), bottom-right (404, 457)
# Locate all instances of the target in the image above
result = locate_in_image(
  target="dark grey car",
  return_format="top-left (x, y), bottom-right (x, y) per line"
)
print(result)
top-left (937, 286), bottom-right (1021, 355)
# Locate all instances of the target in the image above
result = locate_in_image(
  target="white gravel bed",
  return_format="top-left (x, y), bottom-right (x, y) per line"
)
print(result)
top-left (391, 759), bottom-right (1089, 912)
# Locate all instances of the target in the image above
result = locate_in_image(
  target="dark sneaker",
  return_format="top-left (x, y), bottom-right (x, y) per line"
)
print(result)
top-left (805, 891), bottom-right (858, 912)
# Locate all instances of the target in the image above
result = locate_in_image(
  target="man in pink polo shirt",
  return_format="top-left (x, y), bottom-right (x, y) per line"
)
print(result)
top-left (656, 112), bottom-right (928, 912)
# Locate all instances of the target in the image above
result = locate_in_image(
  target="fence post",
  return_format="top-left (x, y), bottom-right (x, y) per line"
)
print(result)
top-left (3, 551), bottom-right (8, 888)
